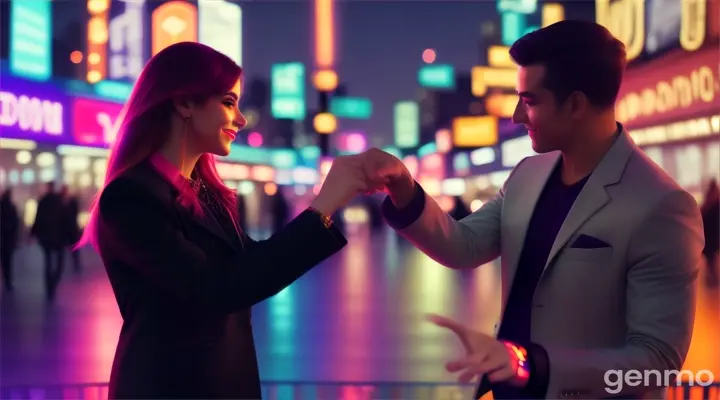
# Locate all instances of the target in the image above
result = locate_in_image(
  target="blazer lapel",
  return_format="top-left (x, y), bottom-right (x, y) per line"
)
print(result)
top-left (130, 162), bottom-right (239, 251)
top-left (502, 152), bottom-right (560, 300)
top-left (175, 201), bottom-right (239, 251)
top-left (542, 129), bottom-right (636, 273)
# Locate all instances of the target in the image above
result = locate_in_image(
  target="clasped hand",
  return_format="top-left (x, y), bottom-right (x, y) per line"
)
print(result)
top-left (310, 148), bottom-right (412, 216)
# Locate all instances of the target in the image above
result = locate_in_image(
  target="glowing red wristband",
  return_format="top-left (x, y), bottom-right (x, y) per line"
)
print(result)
top-left (502, 341), bottom-right (531, 385)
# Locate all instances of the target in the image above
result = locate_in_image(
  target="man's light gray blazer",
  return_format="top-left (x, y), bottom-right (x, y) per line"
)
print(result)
top-left (389, 129), bottom-right (705, 399)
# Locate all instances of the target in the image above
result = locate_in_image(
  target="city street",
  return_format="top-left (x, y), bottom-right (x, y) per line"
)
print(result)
top-left (1, 227), bottom-right (718, 398)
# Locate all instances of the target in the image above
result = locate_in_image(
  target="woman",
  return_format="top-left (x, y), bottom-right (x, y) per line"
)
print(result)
top-left (77, 42), bottom-right (374, 399)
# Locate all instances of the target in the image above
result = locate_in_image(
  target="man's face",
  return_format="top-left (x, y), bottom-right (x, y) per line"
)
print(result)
top-left (512, 65), bottom-right (576, 153)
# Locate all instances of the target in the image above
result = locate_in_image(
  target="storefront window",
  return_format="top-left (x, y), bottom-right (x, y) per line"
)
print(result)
top-left (674, 144), bottom-right (702, 188)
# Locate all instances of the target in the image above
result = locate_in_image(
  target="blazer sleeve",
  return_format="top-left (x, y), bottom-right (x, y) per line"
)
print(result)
top-left (540, 190), bottom-right (705, 399)
top-left (98, 177), bottom-right (347, 313)
top-left (380, 158), bottom-right (529, 269)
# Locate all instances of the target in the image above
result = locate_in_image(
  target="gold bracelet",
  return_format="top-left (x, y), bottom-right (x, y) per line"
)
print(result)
top-left (308, 206), bottom-right (333, 229)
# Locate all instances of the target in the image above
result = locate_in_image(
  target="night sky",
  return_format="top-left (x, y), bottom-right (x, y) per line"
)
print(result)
top-left (52, 0), bottom-right (594, 146)
top-left (240, 0), bottom-right (499, 145)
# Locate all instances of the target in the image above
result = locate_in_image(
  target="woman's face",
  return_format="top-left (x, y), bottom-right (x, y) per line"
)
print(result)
top-left (187, 78), bottom-right (247, 156)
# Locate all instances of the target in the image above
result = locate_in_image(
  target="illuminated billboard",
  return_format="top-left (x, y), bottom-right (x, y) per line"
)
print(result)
top-left (418, 64), bottom-right (455, 89)
top-left (72, 98), bottom-right (125, 147)
top-left (485, 93), bottom-right (519, 118)
top-left (542, 3), bottom-right (564, 27)
top-left (497, 0), bottom-right (537, 14)
top-left (108, 0), bottom-right (146, 81)
top-left (596, 0), bottom-right (707, 61)
top-left (452, 116), bottom-right (499, 148)
top-left (501, 135), bottom-right (536, 168)
top-left (10, 0), bottom-right (52, 81)
top-left (198, 0), bottom-right (242, 66)
top-left (394, 101), bottom-right (419, 149)
top-left (471, 67), bottom-right (517, 97)
top-left (152, 1), bottom-right (198, 56)
top-left (87, 0), bottom-right (109, 83)
top-left (501, 12), bottom-right (526, 46)
top-left (329, 97), bottom-right (372, 119)
top-left (0, 75), bottom-right (69, 143)
top-left (615, 46), bottom-right (719, 129)
top-left (271, 62), bottom-right (306, 120)
top-left (487, 46), bottom-right (514, 68)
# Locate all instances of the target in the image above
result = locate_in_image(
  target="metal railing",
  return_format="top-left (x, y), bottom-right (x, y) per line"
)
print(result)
top-left (0, 381), bottom-right (717, 399)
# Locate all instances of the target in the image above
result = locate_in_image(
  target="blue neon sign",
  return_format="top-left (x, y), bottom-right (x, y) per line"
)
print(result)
top-left (10, 0), bottom-right (52, 81)
top-left (271, 62), bottom-right (306, 120)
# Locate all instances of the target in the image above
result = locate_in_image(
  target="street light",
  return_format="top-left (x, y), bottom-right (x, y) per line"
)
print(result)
top-left (313, 112), bottom-right (337, 134)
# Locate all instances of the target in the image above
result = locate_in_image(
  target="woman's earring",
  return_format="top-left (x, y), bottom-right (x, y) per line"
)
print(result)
top-left (184, 115), bottom-right (191, 122)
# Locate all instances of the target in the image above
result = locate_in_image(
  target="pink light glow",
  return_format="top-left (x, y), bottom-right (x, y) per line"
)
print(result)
top-left (72, 98), bottom-right (124, 146)
top-left (247, 131), bottom-right (263, 147)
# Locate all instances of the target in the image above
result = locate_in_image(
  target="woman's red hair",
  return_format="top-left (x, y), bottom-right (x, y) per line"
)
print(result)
top-left (76, 42), bottom-right (243, 251)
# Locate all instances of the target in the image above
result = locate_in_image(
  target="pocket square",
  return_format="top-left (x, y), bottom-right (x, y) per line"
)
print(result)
top-left (571, 234), bottom-right (611, 249)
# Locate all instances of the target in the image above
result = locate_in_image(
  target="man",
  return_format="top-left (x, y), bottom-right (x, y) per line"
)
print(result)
top-left (31, 181), bottom-right (66, 299)
top-left (363, 21), bottom-right (704, 399)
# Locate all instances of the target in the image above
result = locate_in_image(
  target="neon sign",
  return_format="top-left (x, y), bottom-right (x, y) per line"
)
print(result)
top-left (629, 115), bottom-right (720, 146)
top-left (335, 132), bottom-right (367, 154)
top-left (452, 116), bottom-right (499, 148)
top-left (109, 0), bottom-right (146, 81)
top-left (152, 1), bottom-right (198, 56)
top-left (71, 98), bottom-right (124, 147)
top-left (596, 0), bottom-right (707, 61)
top-left (394, 101), bottom-right (419, 148)
top-left (497, 0), bottom-right (537, 14)
top-left (0, 76), bottom-right (68, 142)
top-left (10, 0), bottom-right (52, 81)
top-left (486, 93), bottom-right (519, 118)
top-left (616, 46), bottom-right (719, 129)
top-left (198, 0), bottom-right (242, 66)
top-left (87, 0), bottom-right (109, 83)
top-left (471, 67), bottom-right (516, 97)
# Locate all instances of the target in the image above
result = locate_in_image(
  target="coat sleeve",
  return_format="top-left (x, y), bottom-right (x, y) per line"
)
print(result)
top-left (98, 177), bottom-right (347, 313)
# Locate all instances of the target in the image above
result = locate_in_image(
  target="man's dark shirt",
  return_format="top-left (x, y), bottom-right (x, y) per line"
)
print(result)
top-left (491, 162), bottom-right (589, 399)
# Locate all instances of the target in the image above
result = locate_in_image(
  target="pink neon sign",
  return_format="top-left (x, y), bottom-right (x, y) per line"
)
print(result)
top-left (72, 98), bottom-right (123, 146)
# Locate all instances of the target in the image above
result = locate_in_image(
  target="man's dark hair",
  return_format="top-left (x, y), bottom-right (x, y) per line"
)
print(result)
top-left (509, 20), bottom-right (626, 109)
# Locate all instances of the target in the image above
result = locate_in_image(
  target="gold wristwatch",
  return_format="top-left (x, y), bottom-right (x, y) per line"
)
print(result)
top-left (308, 206), bottom-right (333, 229)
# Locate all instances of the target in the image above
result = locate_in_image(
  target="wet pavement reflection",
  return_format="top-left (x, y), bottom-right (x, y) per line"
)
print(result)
top-left (1, 226), bottom-right (717, 393)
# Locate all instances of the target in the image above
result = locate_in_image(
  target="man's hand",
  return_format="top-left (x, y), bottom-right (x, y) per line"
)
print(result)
top-left (360, 148), bottom-right (415, 209)
top-left (311, 154), bottom-right (383, 216)
top-left (427, 314), bottom-right (530, 386)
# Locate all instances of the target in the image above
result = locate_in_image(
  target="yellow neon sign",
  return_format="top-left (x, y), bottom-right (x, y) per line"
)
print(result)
top-left (313, 69), bottom-right (338, 92)
top-left (542, 3), bottom-right (564, 27)
top-left (487, 46), bottom-right (515, 69)
top-left (680, 0), bottom-right (706, 51)
top-left (485, 93), bottom-right (519, 118)
top-left (471, 67), bottom-right (516, 97)
top-left (452, 116), bottom-right (498, 148)
top-left (314, 0), bottom-right (335, 68)
top-left (595, 0), bottom-right (644, 61)
top-left (313, 0), bottom-right (336, 91)
top-left (313, 112), bottom-right (337, 134)
top-left (616, 65), bottom-right (719, 126)
top-left (152, 1), bottom-right (198, 56)
top-left (86, 0), bottom-right (109, 83)
top-left (596, 0), bottom-right (707, 61)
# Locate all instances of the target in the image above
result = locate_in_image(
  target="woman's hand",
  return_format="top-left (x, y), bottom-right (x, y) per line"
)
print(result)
top-left (310, 154), bottom-right (386, 216)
